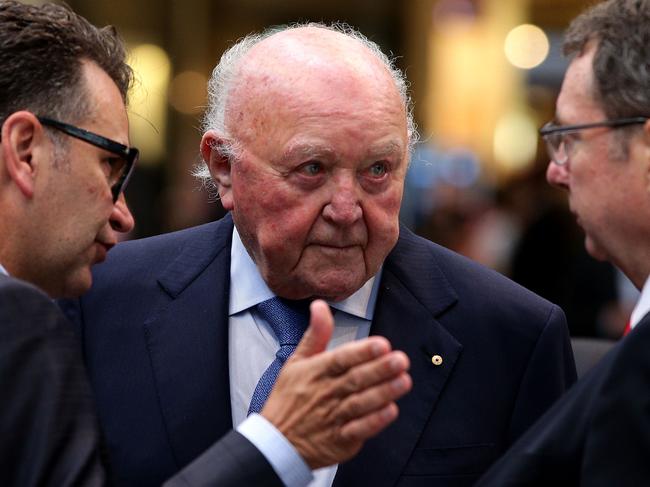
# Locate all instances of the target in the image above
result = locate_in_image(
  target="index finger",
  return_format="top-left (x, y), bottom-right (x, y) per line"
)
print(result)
top-left (309, 335), bottom-right (393, 377)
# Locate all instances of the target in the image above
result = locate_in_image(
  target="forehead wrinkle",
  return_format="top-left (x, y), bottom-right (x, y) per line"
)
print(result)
top-left (367, 140), bottom-right (404, 158)
top-left (274, 143), bottom-right (338, 165)
top-left (226, 29), bottom-right (403, 133)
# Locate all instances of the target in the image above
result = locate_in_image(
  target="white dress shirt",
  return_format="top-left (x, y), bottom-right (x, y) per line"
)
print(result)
top-left (230, 227), bottom-right (380, 487)
top-left (0, 263), bottom-right (7, 276)
top-left (629, 274), bottom-right (650, 330)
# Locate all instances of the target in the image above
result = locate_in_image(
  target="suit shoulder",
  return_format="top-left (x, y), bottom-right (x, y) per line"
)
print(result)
top-left (605, 315), bottom-right (650, 375)
top-left (402, 230), bottom-right (557, 310)
top-left (93, 218), bottom-right (229, 277)
top-left (389, 230), bottom-right (565, 343)
top-left (111, 219), bottom-right (225, 259)
top-left (0, 275), bottom-right (71, 338)
top-left (0, 275), bottom-right (53, 310)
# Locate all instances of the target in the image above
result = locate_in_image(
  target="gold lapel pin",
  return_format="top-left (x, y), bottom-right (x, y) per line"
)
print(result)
top-left (431, 354), bottom-right (443, 366)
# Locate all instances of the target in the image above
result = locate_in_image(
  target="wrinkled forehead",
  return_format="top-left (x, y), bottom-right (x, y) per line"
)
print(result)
top-left (226, 27), bottom-right (405, 132)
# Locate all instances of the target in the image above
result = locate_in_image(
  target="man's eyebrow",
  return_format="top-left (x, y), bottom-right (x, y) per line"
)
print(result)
top-left (275, 144), bottom-right (337, 164)
top-left (272, 140), bottom-right (405, 165)
top-left (367, 141), bottom-right (403, 158)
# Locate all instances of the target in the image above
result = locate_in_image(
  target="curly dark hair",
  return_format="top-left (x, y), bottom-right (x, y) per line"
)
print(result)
top-left (0, 0), bottom-right (132, 124)
top-left (564, 0), bottom-right (650, 119)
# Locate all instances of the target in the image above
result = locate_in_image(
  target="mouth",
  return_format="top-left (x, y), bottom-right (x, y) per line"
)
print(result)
top-left (94, 241), bottom-right (115, 263)
top-left (310, 243), bottom-right (362, 257)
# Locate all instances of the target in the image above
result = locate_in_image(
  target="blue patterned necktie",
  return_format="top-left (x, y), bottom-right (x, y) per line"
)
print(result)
top-left (248, 297), bottom-right (311, 415)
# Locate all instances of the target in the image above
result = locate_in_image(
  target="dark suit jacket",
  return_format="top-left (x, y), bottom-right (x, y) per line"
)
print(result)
top-left (62, 214), bottom-right (576, 487)
top-left (0, 274), bottom-right (281, 487)
top-left (0, 274), bottom-right (106, 487)
top-left (476, 312), bottom-right (650, 487)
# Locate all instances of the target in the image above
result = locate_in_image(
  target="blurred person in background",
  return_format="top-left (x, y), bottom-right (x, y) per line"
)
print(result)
top-left (0, 2), bottom-right (411, 486)
top-left (65, 22), bottom-right (576, 487)
top-left (478, 0), bottom-right (650, 484)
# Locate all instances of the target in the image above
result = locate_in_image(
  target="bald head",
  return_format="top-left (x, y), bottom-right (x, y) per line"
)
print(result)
top-left (228, 27), bottom-right (403, 146)
top-left (195, 23), bottom-right (417, 189)
top-left (238, 26), bottom-right (395, 87)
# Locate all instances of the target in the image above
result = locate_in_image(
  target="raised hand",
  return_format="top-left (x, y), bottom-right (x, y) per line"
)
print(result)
top-left (261, 299), bottom-right (412, 469)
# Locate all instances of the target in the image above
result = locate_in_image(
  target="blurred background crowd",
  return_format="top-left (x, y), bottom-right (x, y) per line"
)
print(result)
top-left (41, 0), bottom-right (634, 339)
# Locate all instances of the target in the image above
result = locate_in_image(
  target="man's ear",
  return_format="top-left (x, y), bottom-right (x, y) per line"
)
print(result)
top-left (1, 111), bottom-right (46, 199)
top-left (200, 130), bottom-right (234, 210)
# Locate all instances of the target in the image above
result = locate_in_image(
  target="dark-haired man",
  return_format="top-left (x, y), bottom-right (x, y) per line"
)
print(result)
top-left (0, 2), bottom-right (411, 486)
top-left (478, 1), bottom-right (650, 485)
top-left (0, 1), bottom-right (135, 484)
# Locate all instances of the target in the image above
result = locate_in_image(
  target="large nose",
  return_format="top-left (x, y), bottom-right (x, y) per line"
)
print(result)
top-left (546, 161), bottom-right (570, 190)
top-left (322, 175), bottom-right (362, 225)
top-left (110, 193), bottom-right (135, 234)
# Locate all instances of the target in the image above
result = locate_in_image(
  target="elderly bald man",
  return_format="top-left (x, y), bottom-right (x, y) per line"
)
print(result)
top-left (65, 23), bottom-right (576, 487)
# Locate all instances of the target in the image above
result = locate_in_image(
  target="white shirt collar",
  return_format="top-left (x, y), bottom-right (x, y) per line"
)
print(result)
top-left (630, 273), bottom-right (650, 329)
top-left (229, 226), bottom-right (381, 320)
top-left (0, 262), bottom-right (8, 276)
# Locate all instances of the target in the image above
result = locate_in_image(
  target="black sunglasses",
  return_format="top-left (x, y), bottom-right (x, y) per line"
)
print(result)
top-left (37, 116), bottom-right (139, 202)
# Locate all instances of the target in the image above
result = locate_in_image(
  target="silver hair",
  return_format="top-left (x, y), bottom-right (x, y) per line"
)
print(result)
top-left (193, 22), bottom-right (418, 191)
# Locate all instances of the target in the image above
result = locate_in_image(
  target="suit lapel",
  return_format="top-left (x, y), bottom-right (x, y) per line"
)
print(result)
top-left (143, 216), bottom-right (235, 468)
top-left (335, 228), bottom-right (463, 486)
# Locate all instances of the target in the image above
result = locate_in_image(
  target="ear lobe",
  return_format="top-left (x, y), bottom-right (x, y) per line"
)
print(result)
top-left (200, 131), bottom-right (234, 210)
top-left (1, 111), bottom-right (45, 199)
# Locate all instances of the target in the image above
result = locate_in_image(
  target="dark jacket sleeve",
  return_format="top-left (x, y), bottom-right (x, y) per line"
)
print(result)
top-left (164, 430), bottom-right (283, 487)
top-left (0, 277), bottom-right (107, 487)
top-left (476, 316), bottom-right (650, 487)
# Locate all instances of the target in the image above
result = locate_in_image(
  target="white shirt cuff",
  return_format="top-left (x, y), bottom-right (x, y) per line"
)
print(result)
top-left (237, 413), bottom-right (313, 487)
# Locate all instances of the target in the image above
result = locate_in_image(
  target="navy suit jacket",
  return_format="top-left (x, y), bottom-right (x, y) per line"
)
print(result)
top-left (0, 274), bottom-right (106, 487)
top-left (63, 214), bottom-right (576, 487)
top-left (477, 312), bottom-right (650, 486)
top-left (0, 275), bottom-right (281, 487)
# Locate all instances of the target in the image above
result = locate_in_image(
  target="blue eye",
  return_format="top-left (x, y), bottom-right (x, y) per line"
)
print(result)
top-left (369, 162), bottom-right (387, 177)
top-left (300, 162), bottom-right (322, 176)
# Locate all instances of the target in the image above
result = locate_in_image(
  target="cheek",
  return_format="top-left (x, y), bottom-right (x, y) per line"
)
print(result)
top-left (368, 183), bottom-right (402, 232)
top-left (232, 176), bottom-right (323, 258)
top-left (363, 186), bottom-right (403, 258)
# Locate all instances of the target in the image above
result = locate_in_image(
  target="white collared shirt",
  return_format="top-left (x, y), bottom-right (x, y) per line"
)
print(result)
top-left (630, 274), bottom-right (650, 330)
top-left (0, 263), bottom-right (7, 276)
top-left (230, 227), bottom-right (379, 487)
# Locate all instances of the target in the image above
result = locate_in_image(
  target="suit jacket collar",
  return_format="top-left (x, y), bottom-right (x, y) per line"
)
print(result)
top-left (156, 214), bottom-right (234, 299)
top-left (145, 214), bottom-right (236, 468)
top-left (335, 226), bottom-right (463, 486)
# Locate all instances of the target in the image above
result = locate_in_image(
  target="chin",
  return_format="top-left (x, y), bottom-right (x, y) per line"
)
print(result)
top-left (60, 271), bottom-right (93, 298)
top-left (268, 273), bottom-right (363, 302)
top-left (584, 236), bottom-right (609, 262)
top-left (312, 275), bottom-right (367, 301)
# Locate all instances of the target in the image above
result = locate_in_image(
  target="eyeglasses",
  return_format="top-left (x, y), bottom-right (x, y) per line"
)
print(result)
top-left (539, 117), bottom-right (648, 166)
top-left (37, 116), bottom-right (139, 203)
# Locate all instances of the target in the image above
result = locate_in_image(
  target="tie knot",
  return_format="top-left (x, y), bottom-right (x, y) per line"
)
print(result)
top-left (256, 297), bottom-right (310, 346)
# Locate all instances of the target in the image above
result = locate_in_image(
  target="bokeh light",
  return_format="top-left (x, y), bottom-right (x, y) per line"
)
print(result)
top-left (169, 70), bottom-right (208, 115)
top-left (127, 43), bottom-right (171, 163)
top-left (493, 111), bottom-right (538, 171)
top-left (504, 24), bottom-right (549, 69)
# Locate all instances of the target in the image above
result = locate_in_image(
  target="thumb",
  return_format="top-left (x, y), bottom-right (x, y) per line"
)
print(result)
top-left (291, 299), bottom-right (334, 360)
